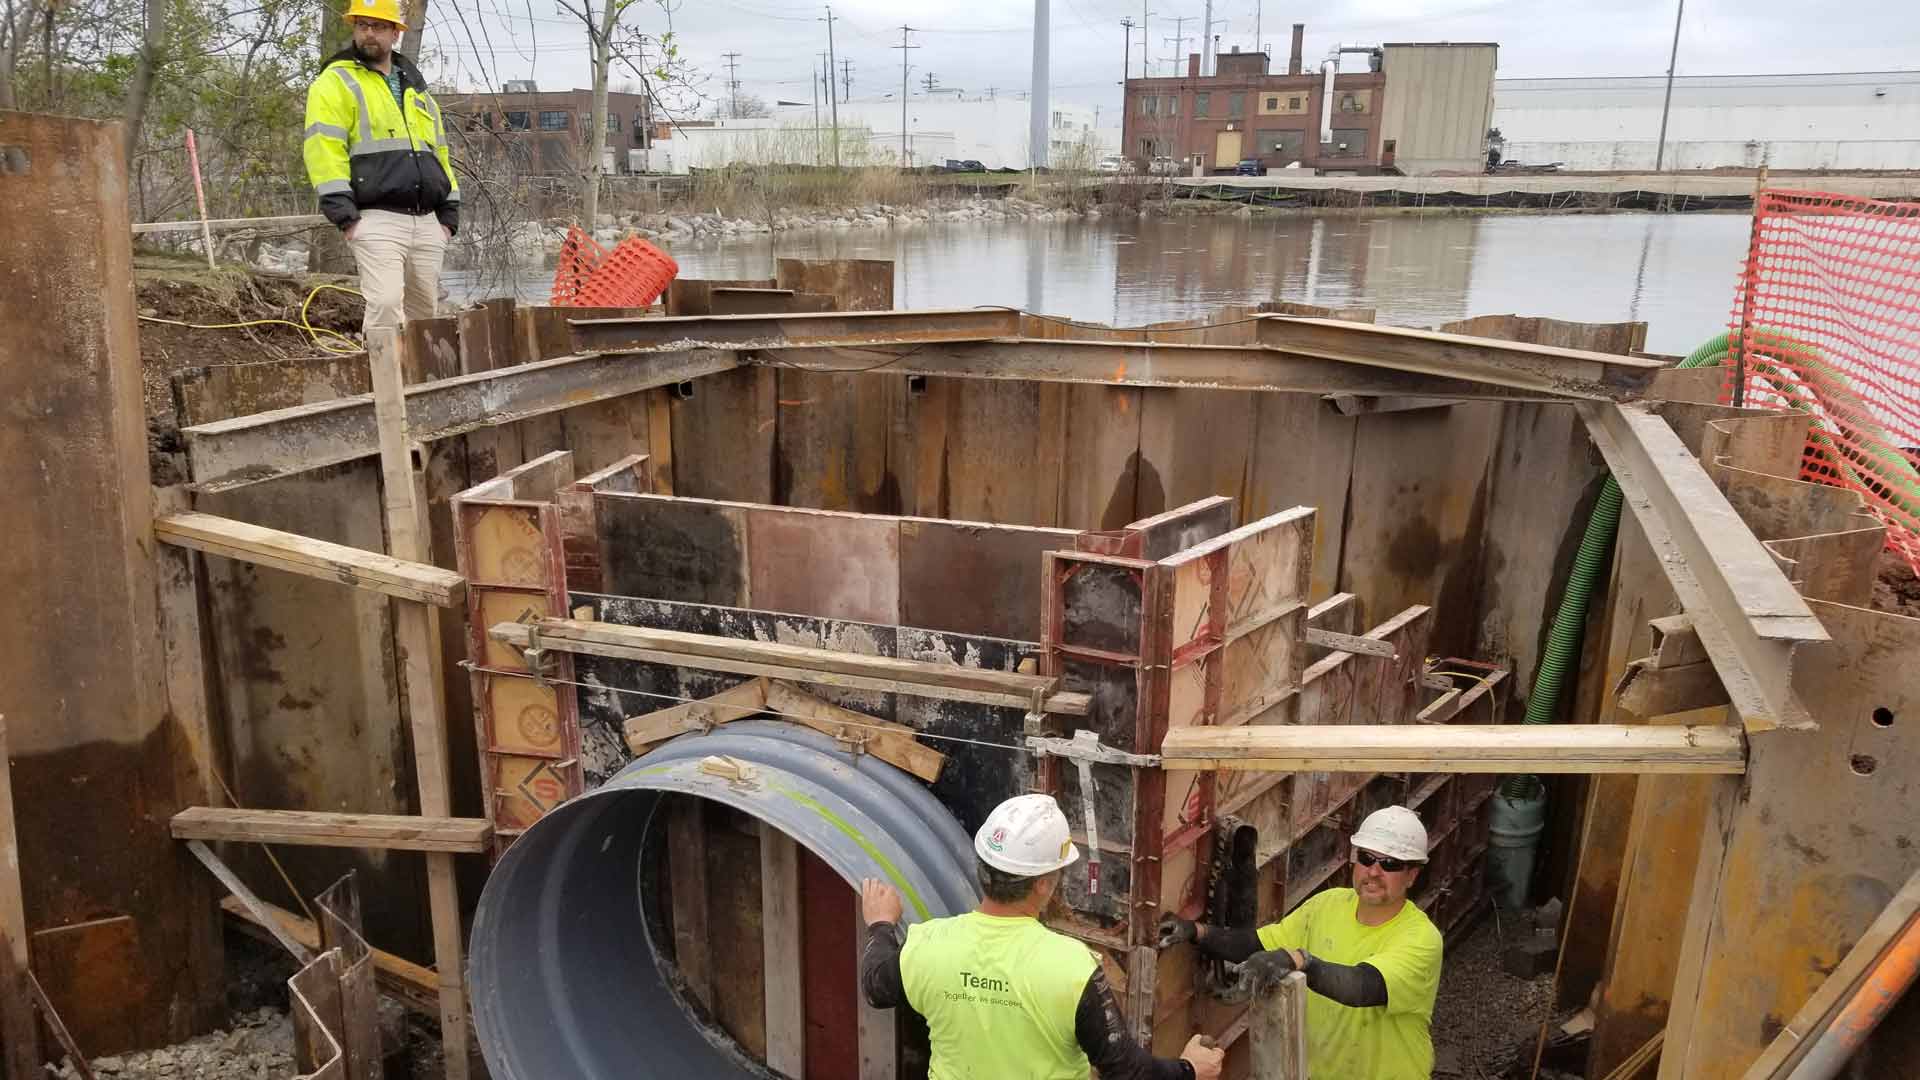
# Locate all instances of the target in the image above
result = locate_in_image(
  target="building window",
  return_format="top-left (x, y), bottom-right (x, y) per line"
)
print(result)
top-left (1265, 96), bottom-right (1278, 110)
top-left (1340, 93), bottom-right (1361, 113)
top-left (504, 111), bottom-right (530, 130)
top-left (1289, 96), bottom-right (1302, 110)
top-left (1228, 93), bottom-right (1244, 118)
top-left (1138, 96), bottom-right (1153, 117)
top-left (1194, 93), bottom-right (1210, 117)
top-left (539, 110), bottom-right (570, 130)
top-left (607, 112), bottom-right (621, 132)
top-left (1327, 128), bottom-right (1368, 157)
top-left (1138, 137), bottom-right (1154, 156)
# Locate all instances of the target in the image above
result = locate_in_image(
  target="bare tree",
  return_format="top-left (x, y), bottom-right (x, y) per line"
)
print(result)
top-left (547, 0), bottom-right (690, 226)
top-left (120, 0), bottom-right (165, 162)
top-left (0, 0), bottom-right (46, 109)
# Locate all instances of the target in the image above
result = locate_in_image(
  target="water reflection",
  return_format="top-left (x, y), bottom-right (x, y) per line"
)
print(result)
top-left (448, 212), bottom-right (1751, 354)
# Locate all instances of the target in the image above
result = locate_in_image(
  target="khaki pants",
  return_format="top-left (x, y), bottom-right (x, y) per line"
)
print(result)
top-left (347, 208), bottom-right (447, 335)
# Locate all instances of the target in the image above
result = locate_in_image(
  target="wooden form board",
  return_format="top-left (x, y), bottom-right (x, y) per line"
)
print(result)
top-left (451, 453), bottom-right (588, 849)
top-left (596, 492), bottom-right (1076, 642)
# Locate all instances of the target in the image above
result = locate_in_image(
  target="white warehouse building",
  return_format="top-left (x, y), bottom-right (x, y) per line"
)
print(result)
top-left (1492, 70), bottom-right (1920, 172)
top-left (644, 98), bottom-right (1111, 174)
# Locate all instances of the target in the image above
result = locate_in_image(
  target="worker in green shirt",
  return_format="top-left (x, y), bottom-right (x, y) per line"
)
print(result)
top-left (860, 793), bottom-right (1225, 1080)
top-left (1159, 805), bottom-right (1443, 1079)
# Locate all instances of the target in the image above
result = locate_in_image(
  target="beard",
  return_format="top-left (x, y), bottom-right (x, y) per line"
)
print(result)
top-left (354, 38), bottom-right (391, 63)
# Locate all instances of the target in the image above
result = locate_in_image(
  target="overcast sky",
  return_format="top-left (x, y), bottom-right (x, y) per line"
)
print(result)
top-left (418, 0), bottom-right (1919, 120)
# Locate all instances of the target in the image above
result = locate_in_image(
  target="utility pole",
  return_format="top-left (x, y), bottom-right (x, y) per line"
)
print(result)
top-left (1654, 0), bottom-right (1685, 172)
top-left (1140, 1), bottom-right (1152, 77)
top-left (894, 25), bottom-right (918, 165)
top-left (1030, 0), bottom-right (1049, 168)
top-left (812, 53), bottom-right (822, 163)
top-left (721, 51), bottom-right (742, 118)
top-left (1120, 17), bottom-right (1134, 86)
top-left (840, 58), bottom-right (854, 103)
top-left (1255, 0), bottom-right (1262, 60)
top-left (822, 5), bottom-right (840, 166)
top-left (924, 71), bottom-right (938, 94)
top-left (1163, 16), bottom-right (1191, 70)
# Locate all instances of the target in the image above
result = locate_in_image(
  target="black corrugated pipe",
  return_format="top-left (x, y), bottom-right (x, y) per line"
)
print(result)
top-left (469, 720), bottom-right (980, 1078)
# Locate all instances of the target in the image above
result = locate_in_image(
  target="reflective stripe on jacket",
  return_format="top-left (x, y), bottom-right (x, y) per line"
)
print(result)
top-left (303, 48), bottom-right (459, 235)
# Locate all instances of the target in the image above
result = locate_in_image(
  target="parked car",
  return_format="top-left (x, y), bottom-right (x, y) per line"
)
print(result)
top-left (1097, 156), bottom-right (1137, 174)
top-left (1148, 155), bottom-right (1180, 176)
top-left (1234, 158), bottom-right (1264, 176)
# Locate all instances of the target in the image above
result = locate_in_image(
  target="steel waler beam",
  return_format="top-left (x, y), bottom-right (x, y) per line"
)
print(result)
top-left (1256, 315), bottom-right (1666, 401)
top-left (1577, 401), bottom-right (1826, 731)
top-left (181, 348), bottom-right (737, 491)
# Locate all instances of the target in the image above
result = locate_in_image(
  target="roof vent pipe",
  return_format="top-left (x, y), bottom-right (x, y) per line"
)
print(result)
top-left (1320, 57), bottom-right (1337, 146)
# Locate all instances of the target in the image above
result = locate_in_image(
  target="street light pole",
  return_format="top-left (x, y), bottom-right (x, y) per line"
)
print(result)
top-left (1654, 0), bottom-right (1685, 172)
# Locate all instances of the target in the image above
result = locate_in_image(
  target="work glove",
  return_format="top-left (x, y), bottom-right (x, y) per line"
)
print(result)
top-left (1234, 949), bottom-right (1299, 994)
top-left (1157, 913), bottom-right (1198, 948)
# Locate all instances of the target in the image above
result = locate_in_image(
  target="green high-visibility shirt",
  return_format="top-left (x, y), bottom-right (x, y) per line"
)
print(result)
top-left (899, 911), bottom-right (1098, 1080)
top-left (1258, 888), bottom-right (1443, 1080)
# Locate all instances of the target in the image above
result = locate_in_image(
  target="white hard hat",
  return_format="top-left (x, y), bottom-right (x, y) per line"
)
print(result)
top-left (975, 794), bottom-right (1081, 877)
top-left (1351, 805), bottom-right (1428, 863)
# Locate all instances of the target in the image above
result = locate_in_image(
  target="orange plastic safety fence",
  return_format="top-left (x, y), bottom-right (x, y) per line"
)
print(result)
top-left (550, 225), bottom-right (608, 306)
top-left (572, 235), bottom-right (679, 309)
top-left (1728, 189), bottom-right (1920, 575)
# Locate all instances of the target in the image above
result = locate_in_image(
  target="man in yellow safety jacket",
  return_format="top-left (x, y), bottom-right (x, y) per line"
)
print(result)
top-left (1159, 805), bottom-right (1444, 1080)
top-left (859, 793), bottom-right (1225, 1080)
top-left (303, 0), bottom-right (459, 334)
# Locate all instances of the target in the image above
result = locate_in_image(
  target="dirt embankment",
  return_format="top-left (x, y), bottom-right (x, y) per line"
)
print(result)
top-left (134, 251), bottom-right (362, 419)
top-left (1874, 550), bottom-right (1920, 617)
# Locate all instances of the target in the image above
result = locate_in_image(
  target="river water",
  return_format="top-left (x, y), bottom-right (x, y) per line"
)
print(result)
top-left (452, 211), bottom-right (1754, 356)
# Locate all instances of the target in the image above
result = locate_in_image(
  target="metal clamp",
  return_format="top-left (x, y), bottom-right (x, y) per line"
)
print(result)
top-left (1025, 731), bottom-right (1161, 897)
top-left (521, 619), bottom-right (561, 689)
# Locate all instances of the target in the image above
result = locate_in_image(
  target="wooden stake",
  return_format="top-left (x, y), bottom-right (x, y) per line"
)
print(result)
top-left (366, 329), bottom-right (471, 1080)
top-left (0, 718), bottom-right (37, 1080)
top-left (1250, 970), bottom-right (1307, 1079)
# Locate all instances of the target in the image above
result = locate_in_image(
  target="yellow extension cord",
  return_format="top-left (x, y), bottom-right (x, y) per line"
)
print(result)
top-left (137, 282), bottom-right (366, 355)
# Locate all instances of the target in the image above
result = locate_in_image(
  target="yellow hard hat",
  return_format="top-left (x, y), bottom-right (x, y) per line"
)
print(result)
top-left (345, 0), bottom-right (407, 29)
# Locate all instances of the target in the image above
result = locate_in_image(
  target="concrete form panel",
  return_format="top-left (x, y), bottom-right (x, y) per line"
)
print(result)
top-left (746, 507), bottom-right (901, 625)
top-left (897, 519), bottom-right (1073, 641)
top-left (597, 494), bottom-right (751, 606)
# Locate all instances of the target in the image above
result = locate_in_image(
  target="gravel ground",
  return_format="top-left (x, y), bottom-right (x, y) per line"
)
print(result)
top-left (1432, 910), bottom-right (1577, 1079)
top-left (52, 1008), bottom-right (295, 1080)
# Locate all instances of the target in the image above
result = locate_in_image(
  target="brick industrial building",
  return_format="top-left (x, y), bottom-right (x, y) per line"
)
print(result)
top-left (439, 83), bottom-right (654, 176)
top-left (1122, 28), bottom-right (1497, 176)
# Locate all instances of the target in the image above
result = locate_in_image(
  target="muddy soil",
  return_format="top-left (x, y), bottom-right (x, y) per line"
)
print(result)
top-left (1872, 549), bottom-right (1920, 618)
top-left (133, 250), bottom-right (362, 420)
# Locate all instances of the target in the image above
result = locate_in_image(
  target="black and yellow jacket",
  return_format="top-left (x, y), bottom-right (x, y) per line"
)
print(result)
top-left (303, 47), bottom-right (459, 235)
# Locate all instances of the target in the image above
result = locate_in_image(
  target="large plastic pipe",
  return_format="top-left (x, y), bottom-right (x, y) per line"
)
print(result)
top-left (1786, 913), bottom-right (1920, 1080)
top-left (469, 721), bottom-right (979, 1079)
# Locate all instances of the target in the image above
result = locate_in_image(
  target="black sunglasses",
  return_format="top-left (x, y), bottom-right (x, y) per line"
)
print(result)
top-left (1353, 849), bottom-right (1413, 873)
